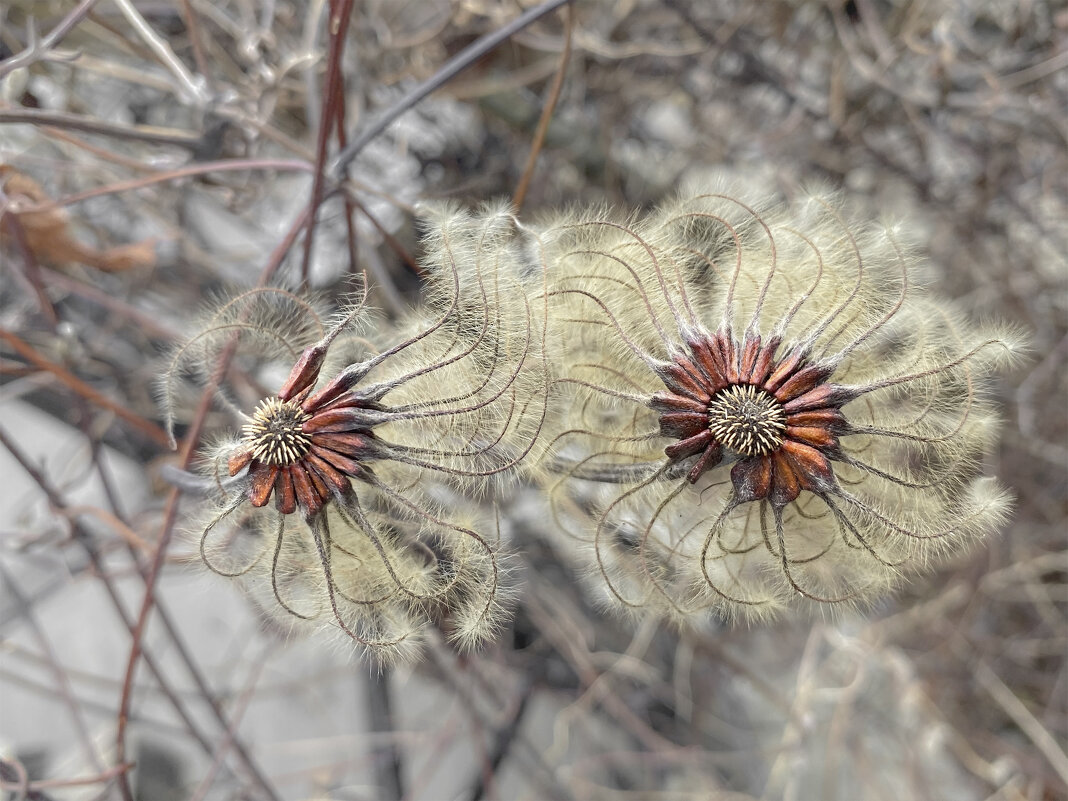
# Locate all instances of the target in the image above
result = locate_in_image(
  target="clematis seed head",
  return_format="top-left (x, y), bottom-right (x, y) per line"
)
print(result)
top-left (539, 179), bottom-right (1026, 623)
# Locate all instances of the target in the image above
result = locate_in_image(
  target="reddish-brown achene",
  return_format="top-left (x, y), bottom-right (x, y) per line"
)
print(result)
top-left (229, 340), bottom-right (379, 519)
top-left (651, 327), bottom-right (854, 508)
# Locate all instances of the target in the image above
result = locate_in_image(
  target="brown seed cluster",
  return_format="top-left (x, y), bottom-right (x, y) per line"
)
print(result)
top-left (226, 338), bottom-right (378, 518)
top-left (172, 205), bottom-right (551, 657)
top-left (706, 384), bottom-right (786, 457)
top-left (653, 327), bottom-right (847, 505)
top-left (241, 398), bottom-right (311, 466)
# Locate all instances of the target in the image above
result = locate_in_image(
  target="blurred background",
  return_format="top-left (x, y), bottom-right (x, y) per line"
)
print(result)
top-left (1, 1), bottom-right (1065, 799)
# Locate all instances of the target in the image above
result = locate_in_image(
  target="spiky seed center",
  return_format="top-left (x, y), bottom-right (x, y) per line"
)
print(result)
top-left (242, 397), bottom-right (311, 466)
top-left (707, 384), bottom-right (787, 456)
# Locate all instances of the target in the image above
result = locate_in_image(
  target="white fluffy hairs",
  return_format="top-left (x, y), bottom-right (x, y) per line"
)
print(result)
top-left (536, 177), bottom-right (1025, 625)
top-left (325, 201), bottom-right (555, 491)
top-left (196, 493), bottom-right (504, 665)
top-left (159, 288), bottom-right (332, 448)
top-left (171, 202), bottom-right (555, 660)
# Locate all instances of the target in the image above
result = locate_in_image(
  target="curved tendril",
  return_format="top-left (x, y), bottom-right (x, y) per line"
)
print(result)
top-left (663, 240), bottom-right (699, 330)
top-left (679, 200), bottom-right (757, 329)
top-left (635, 481), bottom-right (693, 616)
top-left (825, 229), bottom-right (908, 362)
top-left (324, 502), bottom-right (413, 607)
top-left (360, 246), bottom-right (500, 407)
top-left (384, 292), bottom-right (534, 420)
top-left (309, 512), bottom-right (409, 649)
top-left (676, 244), bottom-right (739, 300)
top-left (383, 376), bottom-right (522, 464)
top-left (698, 497), bottom-right (771, 608)
top-left (743, 219), bottom-right (778, 339)
top-left (547, 450), bottom-right (665, 484)
top-left (331, 486), bottom-right (459, 605)
top-left (832, 486), bottom-right (995, 541)
top-left (798, 196), bottom-right (867, 355)
top-left (342, 229), bottom-right (470, 386)
top-left (561, 218), bottom-right (678, 346)
top-left (839, 314), bottom-right (981, 448)
top-left (772, 505), bottom-right (856, 604)
top-left (822, 494), bottom-right (906, 568)
top-left (371, 373), bottom-right (549, 479)
top-left (837, 452), bottom-right (961, 491)
top-left (573, 361), bottom-right (652, 394)
top-left (715, 535), bottom-right (764, 556)
top-left (363, 476), bottom-right (500, 630)
top-left (593, 464), bottom-right (674, 608)
top-left (198, 494), bottom-right (260, 578)
top-left (208, 288), bottom-right (326, 339)
top-left (269, 515), bottom-right (317, 619)
top-left (769, 227), bottom-right (827, 341)
top-left (791, 495), bottom-right (833, 521)
top-left (548, 286), bottom-right (662, 371)
top-left (552, 377), bottom-right (649, 406)
top-left (759, 502), bottom-right (835, 566)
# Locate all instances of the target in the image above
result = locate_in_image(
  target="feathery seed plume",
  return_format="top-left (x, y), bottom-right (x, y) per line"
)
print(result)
top-left (539, 181), bottom-right (1024, 622)
top-left (162, 204), bottom-right (549, 659)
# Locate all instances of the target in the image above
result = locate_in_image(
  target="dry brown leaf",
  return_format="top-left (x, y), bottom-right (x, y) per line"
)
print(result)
top-left (0, 164), bottom-right (156, 272)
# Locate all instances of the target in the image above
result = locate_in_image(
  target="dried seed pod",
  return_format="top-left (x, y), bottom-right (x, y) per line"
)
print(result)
top-left (164, 204), bottom-right (550, 659)
top-left (540, 181), bottom-right (1025, 623)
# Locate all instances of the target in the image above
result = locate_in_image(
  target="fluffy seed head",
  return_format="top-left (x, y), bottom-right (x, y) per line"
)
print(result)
top-left (707, 384), bottom-right (786, 456)
top-left (241, 397), bottom-right (311, 466)
top-left (169, 202), bottom-right (554, 661)
top-left (538, 179), bottom-right (1025, 624)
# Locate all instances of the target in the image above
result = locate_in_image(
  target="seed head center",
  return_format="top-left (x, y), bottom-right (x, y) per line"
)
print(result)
top-left (242, 397), bottom-right (312, 466)
top-left (707, 384), bottom-right (787, 456)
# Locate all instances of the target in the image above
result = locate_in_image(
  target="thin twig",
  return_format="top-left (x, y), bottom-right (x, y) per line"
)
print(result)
top-left (467, 678), bottom-right (537, 801)
top-left (111, 205), bottom-right (309, 801)
top-left (187, 642), bottom-right (274, 801)
top-left (39, 268), bottom-right (179, 340)
top-left (60, 506), bottom-right (152, 552)
top-left (176, 0), bottom-right (213, 90)
top-left (110, 0), bottom-right (209, 104)
top-left (0, 198), bottom-right (59, 328)
top-left (0, 755), bottom-right (52, 801)
top-left (16, 158), bottom-right (313, 214)
top-left (0, 328), bottom-right (170, 447)
top-left (0, 108), bottom-right (204, 149)
top-left (974, 660), bottom-right (1068, 786)
top-left (364, 666), bottom-right (404, 801)
top-left (0, 562), bottom-right (106, 775)
top-left (329, 0), bottom-right (574, 179)
top-left (300, 0), bottom-right (355, 282)
top-left (425, 636), bottom-right (573, 801)
top-left (0, 0), bottom-right (99, 79)
top-left (330, 37), bottom-right (366, 286)
top-left (349, 194), bottom-right (422, 277)
top-left (0, 762), bottom-right (132, 793)
top-left (80, 434), bottom-right (260, 795)
top-left (512, 3), bottom-right (574, 212)
top-left (0, 427), bottom-right (217, 798)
